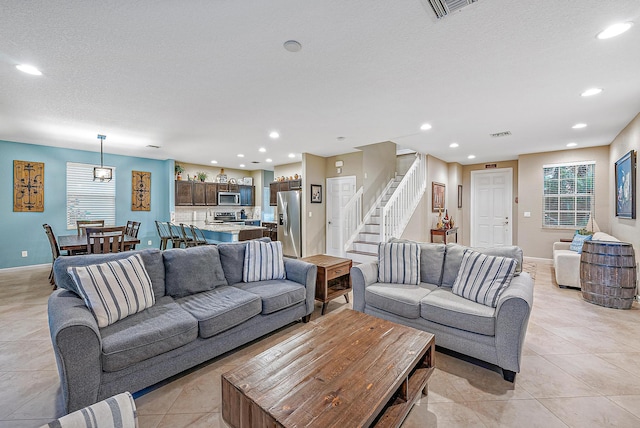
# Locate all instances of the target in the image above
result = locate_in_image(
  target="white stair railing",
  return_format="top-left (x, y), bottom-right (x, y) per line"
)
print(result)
top-left (342, 186), bottom-right (363, 251)
top-left (380, 153), bottom-right (427, 243)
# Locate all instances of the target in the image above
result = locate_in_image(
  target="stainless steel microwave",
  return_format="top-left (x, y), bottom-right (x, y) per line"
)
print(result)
top-left (218, 192), bottom-right (241, 205)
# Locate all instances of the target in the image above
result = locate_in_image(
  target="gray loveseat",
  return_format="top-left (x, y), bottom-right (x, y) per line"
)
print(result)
top-left (49, 241), bottom-right (317, 413)
top-left (351, 241), bottom-right (534, 382)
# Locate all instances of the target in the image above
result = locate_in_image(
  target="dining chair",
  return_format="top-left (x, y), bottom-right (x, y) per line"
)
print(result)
top-left (43, 224), bottom-right (66, 289)
top-left (190, 225), bottom-right (216, 245)
top-left (86, 226), bottom-right (126, 254)
top-left (125, 221), bottom-right (141, 249)
top-left (179, 223), bottom-right (197, 247)
top-left (77, 219), bottom-right (105, 236)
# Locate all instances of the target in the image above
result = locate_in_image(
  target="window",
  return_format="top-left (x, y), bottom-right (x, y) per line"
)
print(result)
top-left (67, 162), bottom-right (116, 229)
top-left (543, 161), bottom-right (594, 228)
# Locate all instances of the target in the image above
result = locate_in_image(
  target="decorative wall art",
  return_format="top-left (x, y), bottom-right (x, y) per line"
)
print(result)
top-left (13, 160), bottom-right (44, 212)
top-left (432, 182), bottom-right (445, 212)
top-left (615, 150), bottom-right (636, 219)
top-left (311, 184), bottom-right (322, 203)
top-left (132, 170), bottom-right (151, 211)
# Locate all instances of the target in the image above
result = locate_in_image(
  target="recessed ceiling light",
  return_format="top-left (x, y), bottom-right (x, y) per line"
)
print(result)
top-left (239, 164), bottom-right (245, 168)
top-left (237, 154), bottom-right (244, 158)
top-left (581, 88), bottom-right (603, 97)
top-left (597, 22), bottom-right (634, 39)
top-left (420, 123), bottom-right (432, 131)
top-left (266, 158), bottom-right (273, 163)
top-left (210, 160), bottom-right (218, 164)
top-left (269, 131), bottom-right (280, 139)
top-left (16, 64), bottom-right (42, 76)
top-left (449, 142), bottom-right (459, 148)
top-left (467, 155), bottom-right (476, 159)
top-left (259, 147), bottom-right (266, 153)
top-left (283, 40), bottom-right (302, 52)
top-left (572, 123), bottom-right (587, 129)
top-left (288, 153), bottom-right (295, 158)
top-left (567, 142), bottom-right (578, 147)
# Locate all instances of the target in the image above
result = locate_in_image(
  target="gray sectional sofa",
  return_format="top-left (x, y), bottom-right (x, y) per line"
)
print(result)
top-left (351, 241), bottom-right (534, 382)
top-left (49, 241), bottom-right (317, 413)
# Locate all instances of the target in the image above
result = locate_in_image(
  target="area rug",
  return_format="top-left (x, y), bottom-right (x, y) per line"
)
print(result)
top-left (522, 261), bottom-right (537, 280)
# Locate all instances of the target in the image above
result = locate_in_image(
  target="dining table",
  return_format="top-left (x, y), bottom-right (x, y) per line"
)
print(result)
top-left (58, 234), bottom-right (141, 253)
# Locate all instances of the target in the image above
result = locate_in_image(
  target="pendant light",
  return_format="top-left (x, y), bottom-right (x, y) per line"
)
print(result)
top-left (93, 134), bottom-right (112, 182)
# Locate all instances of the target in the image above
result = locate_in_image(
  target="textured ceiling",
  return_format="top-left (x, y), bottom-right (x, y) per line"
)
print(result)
top-left (1, 0), bottom-right (639, 169)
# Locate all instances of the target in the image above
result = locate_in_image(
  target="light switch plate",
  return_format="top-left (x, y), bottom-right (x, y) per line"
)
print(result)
top-left (524, 212), bottom-right (531, 217)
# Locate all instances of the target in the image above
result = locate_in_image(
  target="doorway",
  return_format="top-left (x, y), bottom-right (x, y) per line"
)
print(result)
top-left (470, 168), bottom-right (513, 247)
top-left (326, 176), bottom-right (356, 257)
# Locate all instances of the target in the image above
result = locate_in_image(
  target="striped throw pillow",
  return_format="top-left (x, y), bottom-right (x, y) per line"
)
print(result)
top-left (243, 240), bottom-right (286, 282)
top-left (40, 391), bottom-right (137, 428)
top-left (452, 249), bottom-right (517, 307)
top-left (378, 242), bottom-right (421, 285)
top-left (68, 254), bottom-right (155, 327)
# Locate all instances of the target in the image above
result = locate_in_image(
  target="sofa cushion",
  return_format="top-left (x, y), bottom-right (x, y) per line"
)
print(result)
top-left (378, 242), bottom-right (420, 285)
top-left (176, 286), bottom-right (262, 338)
top-left (243, 240), bottom-right (286, 282)
top-left (366, 282), bottom-right (437, 319)
top-left (390, 238), bottom-right (445, 285)
top-left (100, 296), bottom-right (198, 372)
top-left (593, 232), bottom-right (619, 242)
top-left (452, 249), bottom-right (517, 307)
top-left (67, 254), bottom-right (156, 328)
top-left (218, 238), bottom-right (271, 285)
top-left (234, 280), bottom-right (306, 314)
top-left (569, 233), bottom-right (592, 253)
top-left (163, 245), bottom-right (228, 298)
top-left (420, 288), bottom-right (496, 336)
top-left (54, 248), bottom-right (166, 298)
top-left (441, 243), bottom-right (523, 287)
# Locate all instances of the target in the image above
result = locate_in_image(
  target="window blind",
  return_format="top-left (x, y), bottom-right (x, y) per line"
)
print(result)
top-left (66, 162), bottom-right (116, 229)
top-left (542, 161), bottom-right (595, 228)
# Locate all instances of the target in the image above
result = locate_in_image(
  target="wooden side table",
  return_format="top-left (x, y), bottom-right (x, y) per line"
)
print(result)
top-left (301, 254), bottom-right (352, 315)
top-left (430, 227), bottom-right (458, 244)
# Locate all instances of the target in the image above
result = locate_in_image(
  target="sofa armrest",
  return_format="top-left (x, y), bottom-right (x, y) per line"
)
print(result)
top-left (283, 258), bottom-right (317, 315)
top-left (553, 242), bottom-right (572, 252)
top-left (494, 273), bottom-right (534, 372)
top-left (351, 262), bottom-right (379, 312)
top-left (48, 289), bottom-right (103, 413)
top-left (40, 391), bottom-right (137, 428)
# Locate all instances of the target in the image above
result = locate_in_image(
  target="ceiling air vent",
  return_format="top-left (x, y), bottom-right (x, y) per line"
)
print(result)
top-left (489, 131), bottom-right (512, 138)
top-left (146, 145), bottom-right (161, 148)
top-left (423, 0), bottom-right (477, 19)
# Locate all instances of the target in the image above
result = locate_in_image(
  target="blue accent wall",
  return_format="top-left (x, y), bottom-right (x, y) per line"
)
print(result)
top-left (1, 139), bottom-right (173, 269)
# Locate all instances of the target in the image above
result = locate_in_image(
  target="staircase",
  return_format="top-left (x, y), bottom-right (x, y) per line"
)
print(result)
top-left (345, 153), bottom-right (427, 264)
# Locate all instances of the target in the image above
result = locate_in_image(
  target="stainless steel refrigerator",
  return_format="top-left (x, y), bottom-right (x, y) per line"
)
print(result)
top-left (277, 190), bottom-right (302, 258)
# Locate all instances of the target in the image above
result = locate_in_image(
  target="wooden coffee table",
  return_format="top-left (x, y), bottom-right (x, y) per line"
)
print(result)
top-left (221, 309), bottom-right (435, 428)
top-left (301, 254), bottom-right (352, 315)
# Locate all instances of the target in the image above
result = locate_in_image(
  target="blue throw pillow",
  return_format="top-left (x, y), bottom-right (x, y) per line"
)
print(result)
top-left (569, 233), bottom-right (592, 254)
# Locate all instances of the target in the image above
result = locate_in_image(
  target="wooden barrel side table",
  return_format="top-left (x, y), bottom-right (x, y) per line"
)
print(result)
top-left (580, 240), bottom-right (637, 309)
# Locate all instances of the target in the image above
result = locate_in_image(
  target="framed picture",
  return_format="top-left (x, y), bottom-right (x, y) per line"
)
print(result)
top-left (432, 182), bottom-right (445, 212)
top-left (458, 185), bottom-right (463, 209)
top-left (243, 177), bottom-right (253, 185)
top-left (311, 184), bottom-right (322, 203)
top-left (615, 150), bottom-right (636, 219)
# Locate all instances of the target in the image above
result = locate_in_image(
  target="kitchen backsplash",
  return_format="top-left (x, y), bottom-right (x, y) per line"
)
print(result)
top-left (174, 206), bottom-right (260, 223)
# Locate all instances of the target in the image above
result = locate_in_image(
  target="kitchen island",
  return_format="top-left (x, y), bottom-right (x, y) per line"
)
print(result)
top-left (199, 222), bottom-right (265, 243)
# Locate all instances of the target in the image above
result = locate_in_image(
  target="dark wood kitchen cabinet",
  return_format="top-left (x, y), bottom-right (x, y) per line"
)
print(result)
top-left (192, 182), bottom-right (206, 205)
top-left (217, 183), bottom-right (240, 193)
top-left (205, 183), bottom-right (218, 206)
top-left (175, 180), bottom-right (194, 206)
top-left (270, 180), bottom-right (301, 206)
top-left (239, 185), bottom-right (255, 206)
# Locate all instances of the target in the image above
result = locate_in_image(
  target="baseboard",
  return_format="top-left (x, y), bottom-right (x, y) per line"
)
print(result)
top-left (523, 256), bottom-right (551, 262)
top-left (0, 263), bottom-right (51, 273)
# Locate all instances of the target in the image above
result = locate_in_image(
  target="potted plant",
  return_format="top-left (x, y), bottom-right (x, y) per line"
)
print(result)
top-left (175, 164), bottom-right (185, 180)
top-left (196, 171), bottom-right (208, 182)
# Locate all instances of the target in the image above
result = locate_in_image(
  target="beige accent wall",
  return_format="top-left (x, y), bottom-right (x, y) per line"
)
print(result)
top-left (175, 162), bottom-right (250, 184)
top-left (274, 162), bottom-right (302, 181)
top-left (302, 153), bottom-right (327, 256)
top-left (518, 146), bottom-right (609, 258)
top-left (360, 141), bottom-right (397, 212)
top-left (448, 163), bottom-right (463, 243)
top-left (325, 151), bottom-right (363, 187)
top-left (609, 112), bottom-right (640, 254)
top-left (461, 160), bottom-right (519, 246)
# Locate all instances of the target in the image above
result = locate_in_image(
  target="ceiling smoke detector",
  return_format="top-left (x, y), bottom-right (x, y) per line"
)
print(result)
top-left (423, 0), bottom-right (478, 19)
top-left (489, 131), bottom-right (512, 138)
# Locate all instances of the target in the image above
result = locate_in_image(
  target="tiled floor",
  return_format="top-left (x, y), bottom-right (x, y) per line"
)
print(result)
top-left (1, 259), bottom-right (640, 427)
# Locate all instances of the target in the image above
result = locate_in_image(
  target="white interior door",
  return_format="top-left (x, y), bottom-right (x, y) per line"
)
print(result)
top-left (471, 168), bottom-right (512, 247)
top-left (326, 176), bottom-right (356, 257)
